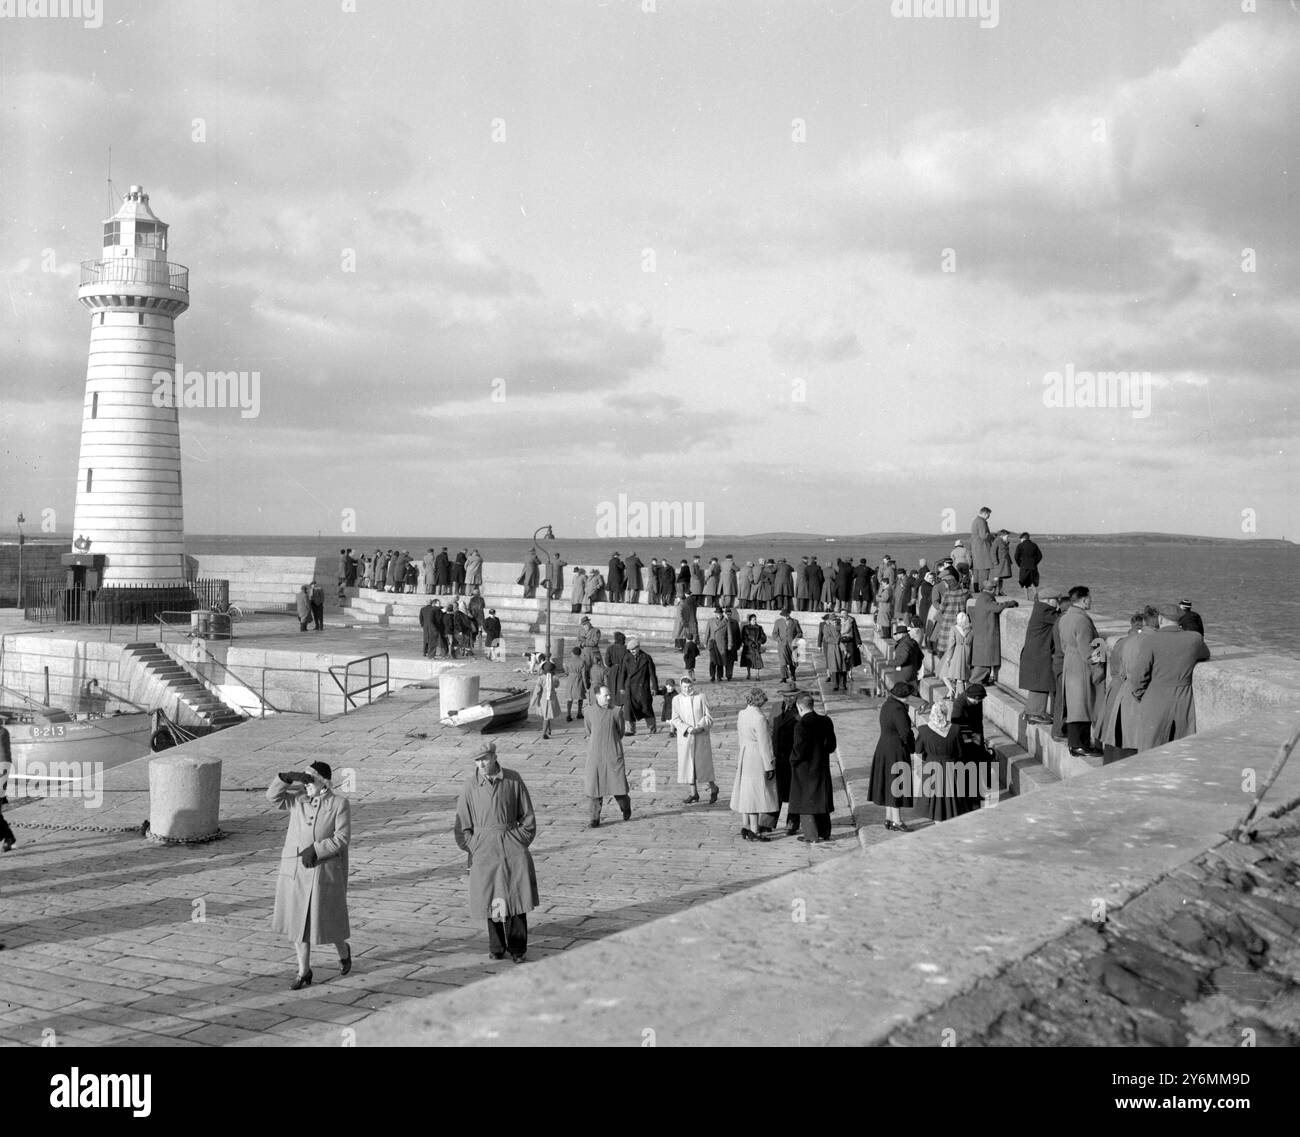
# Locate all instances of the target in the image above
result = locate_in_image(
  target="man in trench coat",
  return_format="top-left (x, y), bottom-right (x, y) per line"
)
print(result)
top-left (789, 693), bottom-right (837, 843)
top-left (1128, 618), bottom-right (1211, 753)
top-left (268, 762), bottom-right (351, 988)
top-left (584, 685), bottom-right (631, 826)
top-left (615, 636), bottom-right (660, 735)
top-left (453, 742), bottom-right (539, 963)
top-left (1057, 586), bottom-right (1105, 757)
top-left (969, 586), bottom-right (1019, 685)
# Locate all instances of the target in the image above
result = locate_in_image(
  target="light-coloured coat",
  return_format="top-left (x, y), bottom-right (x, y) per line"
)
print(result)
top-left (730, 704), bottom-right (778, 814)
top-left (671, 691), bottom-right (715, 783)
top-left (1057, 604), bottom-right (1102, 724)
top-left (268, 777), bottom-right (351, 944)
top-left (584, 703), bottom-right (629, 797)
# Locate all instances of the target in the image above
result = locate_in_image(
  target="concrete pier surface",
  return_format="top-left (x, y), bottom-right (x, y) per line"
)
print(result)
top-left (2, 615), bottom-right (1298, 1046)
top-left (0, 626), bottom-right (862, 1046)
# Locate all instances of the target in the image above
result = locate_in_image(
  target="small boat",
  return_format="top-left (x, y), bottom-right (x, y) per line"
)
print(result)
top-left (0, 706), bottom-right (158, 789)
top-left (440, 687), bottom-right (530, 733)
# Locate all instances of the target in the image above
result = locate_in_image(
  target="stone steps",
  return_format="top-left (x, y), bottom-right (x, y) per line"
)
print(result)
top-left (121, 643), bottom-right (246, 729)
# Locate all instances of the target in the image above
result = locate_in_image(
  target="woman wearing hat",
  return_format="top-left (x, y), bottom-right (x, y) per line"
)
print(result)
top-left (868, 682), bottom-right (915, 832)
top-left (267, 762), bottom-right (352, 989)
top-left (529, 656), bottom-right (561, 740)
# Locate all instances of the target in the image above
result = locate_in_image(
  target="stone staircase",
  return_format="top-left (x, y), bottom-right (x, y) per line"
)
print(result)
top-left (121, 642), bottom-right (246, 730)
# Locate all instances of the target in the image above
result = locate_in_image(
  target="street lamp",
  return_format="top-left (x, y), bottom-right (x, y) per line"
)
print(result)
top-left (15, 512), bottom-right (25, 612)
top-left (532, 524), bottom-right (555, 660)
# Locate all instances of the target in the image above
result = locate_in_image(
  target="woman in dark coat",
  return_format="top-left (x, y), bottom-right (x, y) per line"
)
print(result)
top-left (869, 682), bottom-right (915, 831)
top-left (605, 631), bottom-right (629, 703)
top-left (755, 560), bottom-right (776, 609)
top-left (834, 558), bottom-right (853, 612)
top-left (739, 614), bottom-right (767, 678)
top-left (914, 699), bottom-right (982, 822)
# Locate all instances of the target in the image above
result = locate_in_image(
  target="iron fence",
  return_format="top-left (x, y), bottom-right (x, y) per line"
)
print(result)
top-left (21, 576), bottom-right (228, 628)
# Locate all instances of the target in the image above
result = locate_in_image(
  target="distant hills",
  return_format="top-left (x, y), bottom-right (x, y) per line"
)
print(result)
top-left (741, 532), bottom-right (1295, 546)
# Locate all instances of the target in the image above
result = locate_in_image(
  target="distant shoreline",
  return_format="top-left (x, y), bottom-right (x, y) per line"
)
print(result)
top-left (3, 532), bottom-right (1294, 547)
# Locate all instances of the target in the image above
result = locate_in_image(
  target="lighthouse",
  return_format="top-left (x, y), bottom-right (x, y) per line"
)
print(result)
top-left (63, 186), bottom-right (191, 601)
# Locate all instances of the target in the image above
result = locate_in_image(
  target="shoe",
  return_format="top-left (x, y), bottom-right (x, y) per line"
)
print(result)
top-left (340, 949), bottom-right (352, 976)
top-left (682, 793), bottom-right (699, 804)
top-left (621, 809), bottom-right (632, 822)
top-left (290, 969), bottom-right (313, 990)
top-left (1068, 747), bottom-right (1089, 757)
top-left (708, 785), bottom-right (719, 805)
top-left (489, 951), bottom-right (505, 960)
top-left (588, 819), bottom-right (601, 828)
top-left (885, 821), bottom-right (910, 833)
top-left (1, 838), bottom-right (13, 852)
top-left (741, 828), bottom-right (755, 841)
top-left (510, 954), bottom-right (526, 964)
top-left (566, 714), bottom-right (572, 722)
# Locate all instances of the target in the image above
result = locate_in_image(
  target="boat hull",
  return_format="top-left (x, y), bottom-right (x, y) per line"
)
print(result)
top-left (4, 713), bottom-right (155, 786)
top-left (440, 689), bottom-right (530, 734)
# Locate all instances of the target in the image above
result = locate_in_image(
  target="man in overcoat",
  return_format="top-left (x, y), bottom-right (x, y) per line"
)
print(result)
top-left (616, 636), bottom-right (660, 735)
top-left (970, 507), bottom-right (994, 590)
top-left (607, 552), bottom-right (625, 603)
top-left (453, 742), bottom-right (539, 962)
top-left (623, 552), bottom-right (643, 603)
top-left (1128, 616), bottom-right (1211, 753)
top-left (1018, 592), bottom-right (1060, 722)
top-left (789, 693), bottom-right (837, 843)
top-left (584, 685), bottom-right (631, 826)
top-left (969, 585), bottom-right (1019, 685)
top-left (268, 762), bottom-right (351, 989)
top-left (1099, 611), bottom-right (1147, 762)
top-left (772, 607), bottom-right (803, 682)
top-left (1013, 532), bottom-right (1042, 593)
top-left (1057, 586), bottom-right (1105, 757)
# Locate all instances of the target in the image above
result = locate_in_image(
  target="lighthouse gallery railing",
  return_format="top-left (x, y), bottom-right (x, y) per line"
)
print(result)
top-left (80, 257), bottom-right (189, 292)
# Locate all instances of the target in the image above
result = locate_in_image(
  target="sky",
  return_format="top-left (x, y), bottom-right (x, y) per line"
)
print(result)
top-left (0, 0), bottom-right (1296, 542)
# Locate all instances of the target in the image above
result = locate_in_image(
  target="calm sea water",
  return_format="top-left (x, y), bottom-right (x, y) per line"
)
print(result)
top-left (188, 534), bottom-right (1300, 659)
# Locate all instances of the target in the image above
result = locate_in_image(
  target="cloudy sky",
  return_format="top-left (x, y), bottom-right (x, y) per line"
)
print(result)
top-left (1, 0), bottom-right (1296, 541)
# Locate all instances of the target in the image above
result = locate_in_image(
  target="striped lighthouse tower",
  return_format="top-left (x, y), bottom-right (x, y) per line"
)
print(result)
top-left (65, 186), bottom-right (191, 596)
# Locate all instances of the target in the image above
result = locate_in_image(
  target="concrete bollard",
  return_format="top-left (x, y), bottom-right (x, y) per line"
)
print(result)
top-left (149, 752), bottom-right (222, 843)
top-left (440, 673), bottom-right (481, 714)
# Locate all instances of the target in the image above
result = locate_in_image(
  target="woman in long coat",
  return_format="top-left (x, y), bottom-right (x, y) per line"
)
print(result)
top-left (834, 559), bottom-right (853, 612)
top-left (739, 614), bottom-right (767, 678)
top-left (561, 646), bottom-right (588, 721)
top-left (453, 742), bottom-right (539, 961)
top-left (530, 660), bottom-right (561, 740)
top-left (730, 688), bottom-right (778, 840)
top-left (720, 556), bottom-right (738, 606)
top-left (465, 549), bottom-right (483, 588)
top-left (941, 611), bottom-right (973, 696)
top-left (671, 676), bottom-right (718, 803)
top-left (874, 580), bottom-right (894, 639)
top-left (755, 561), bottom-right (775, 609)
top-left (570, 568), bottom-right (588, 614)
top-left (931, 575), bottom-right (969, 656)
top-left (839, 612), bottom-right (863, 671)
top-left (702, 558), bottom-right (721, 601)
top-left (868, 683), bottom-right (915, 831)
top-left (268, 763), bottom-right (351, 989)
top-left (518, 549), bottom-right (541, 597)
top-left (584, 688), bottom-right (630, 825)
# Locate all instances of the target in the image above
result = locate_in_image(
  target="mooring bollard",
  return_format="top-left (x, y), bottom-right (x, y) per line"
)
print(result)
top-left (439, 673), bottom-right (481, 714)
top-left (148, 752), bottom-right (222, 844)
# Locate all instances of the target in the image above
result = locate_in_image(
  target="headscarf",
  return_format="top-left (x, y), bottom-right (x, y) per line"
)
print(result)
top-left (928, 700), bottom-right (952, 733)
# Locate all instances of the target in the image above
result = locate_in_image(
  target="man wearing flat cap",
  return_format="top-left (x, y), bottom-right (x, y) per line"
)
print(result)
top-left (454, 742), bottom-right (540, 962)
top-left (268, 761), bottom-right (351, 990)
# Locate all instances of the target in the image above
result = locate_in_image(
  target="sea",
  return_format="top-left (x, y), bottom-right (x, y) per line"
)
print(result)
top-left (186, 534), bottom-right (1300, 660)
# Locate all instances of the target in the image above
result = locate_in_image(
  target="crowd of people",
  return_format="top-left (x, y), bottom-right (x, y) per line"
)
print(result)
top-left (335, 547), bottom-right (486, 596)
top-left (262, 509), bottom-right (1214, 986)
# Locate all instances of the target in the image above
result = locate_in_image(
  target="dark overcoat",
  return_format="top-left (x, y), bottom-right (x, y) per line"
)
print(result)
top-left (453, 768), bottom-right (539, 921)
top-left (619, 649), bottom-right (659, 722)
top-left (788, 709), bottom-right (837, 815)
top-left (1018, 601), bottom-right (1058, 693)
top-left (1129, 628), bottom-right (1211, 751)
top-left (868, 696), bottom-right (914, 808)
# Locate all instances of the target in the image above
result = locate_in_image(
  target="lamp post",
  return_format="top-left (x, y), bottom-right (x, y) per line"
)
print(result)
top-left (15, 512), bottom-right (25, 612)
top-left (532, 524), bottom-right (555, 659)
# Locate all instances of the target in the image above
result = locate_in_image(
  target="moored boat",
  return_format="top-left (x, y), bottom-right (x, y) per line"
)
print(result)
top-left (440, 687), bottom-right (530, 733)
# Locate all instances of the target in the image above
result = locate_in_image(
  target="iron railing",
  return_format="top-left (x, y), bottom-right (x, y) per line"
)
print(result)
top-left (329, 652), bottom-right (390, 713)
top-left (22, 577), bottom-right (226, 629)
top-left (80, 257), bottom-right (189, 292)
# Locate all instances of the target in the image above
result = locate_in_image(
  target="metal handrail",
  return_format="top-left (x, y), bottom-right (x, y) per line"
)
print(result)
top-left (158, 641), bottom-right (281, 719)
top-left (80, 256), bottom-right (189, 292)
top-left (328, 652), bottom-right (390, 713)
top-left (258, 667), bottom-right (324, 722)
